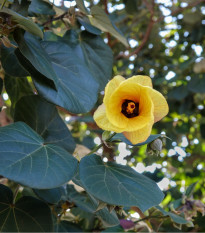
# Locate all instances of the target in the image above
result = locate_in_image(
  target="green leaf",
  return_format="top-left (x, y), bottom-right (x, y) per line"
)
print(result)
top-left (185, 182), bottom-right (197, 197)
top-left (76, 0), bottom-right (89, 14)
top-left (14, 31), bottom-right (99, 114)
top-left (55, 220), bottom-right (83, 232)
top-left (28, 0), bottom-right (55, 16)
top-left (33, 186), bottom-right (66, 204)
top-left (200, 124), bottom-right (205, 139)
top-left (66, 184), bottom-right (120, 227)
top-left (79, 154), bottom-right (164, 211)
top-left (0, 8), bottom-right (43, 38)
top-left (0, 122), bottom-right (78, 189)
top-left (188, 76), bottom-right (205, 93)
top-left (14, 95), bottom-right (76, 153)
top-left (77, 16), bottom-right (101, 35)
top-left (63, 30), bottom-right (113, 90)
top-left (14, 31), bottom-right (57, 86)
top-left (0, 46), bottom-right (29, 77)
top-left (124, 0), bottom-right (139, 15)
top-left (156, 206), bottom-right (188, 224)
top-left (167, 85), bottom-right (189, 101)
top-left (89, 6), bottom-right (128, 47)
top-left (4, 75), bottom-right (33, 115)
top-left (0, 184), bottom-right (53, 232)
top-left (112, 134), bottom-right (162, 146)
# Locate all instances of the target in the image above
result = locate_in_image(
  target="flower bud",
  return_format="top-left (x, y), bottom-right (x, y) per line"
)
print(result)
top-left (150, 138), bottom-right (163, 151)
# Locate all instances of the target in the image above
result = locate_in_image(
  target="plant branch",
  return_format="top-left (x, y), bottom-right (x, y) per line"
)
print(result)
top-left (135, 215), bottom-right (169, 223)
top-left (132, 207), bottom-right (153, 230)
top-left (116, 0), bottom-right (155, 59)
top-left (115, 0), bottom-right (204, 60)
top-left (42, 11), bottom-right (68, 26)
top-left (86, 132), bottom-right (116, 156)
top-left (156, 0), bottom-right (205, 23)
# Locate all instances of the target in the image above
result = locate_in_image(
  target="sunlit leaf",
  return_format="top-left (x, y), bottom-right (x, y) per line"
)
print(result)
top-left (89, 6), bottom-right (128, 46)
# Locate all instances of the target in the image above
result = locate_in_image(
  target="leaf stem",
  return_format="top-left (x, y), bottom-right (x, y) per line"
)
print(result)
top-left (13, 184), bottom-right (20, 204)
top-left (135, 215), bottom-right (169, 223)
top-left (86, 132), bottom-right (116, 156)
top-left (0, 0), bottom-right (7, 9)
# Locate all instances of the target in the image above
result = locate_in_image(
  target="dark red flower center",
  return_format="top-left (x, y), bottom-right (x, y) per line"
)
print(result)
top-left (121, 100), bottom-right (139, 118)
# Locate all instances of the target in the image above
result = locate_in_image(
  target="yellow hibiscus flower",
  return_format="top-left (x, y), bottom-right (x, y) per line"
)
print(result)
top-left (93, 75), bottom-right (169, 144)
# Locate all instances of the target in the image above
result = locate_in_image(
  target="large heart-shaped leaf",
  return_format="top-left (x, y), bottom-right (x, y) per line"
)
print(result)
top-left (14, 95), bottom-right (76, 153)
top-left (0, 184), bottom-right (53, 232)
top-left (33, 186), bottom-right (66, 204)
top-left (0, 8), bottom-right (43, 38)
top-left (79, 154), bottom-right (164, 211)
top-left (14, 31), bottom-right (99, 114)
top-left (44, 30), bottom-right (112, 91)
top-left (64, 30), bottom-right (113, 91)
top-left (0, 122), bottom-right (78, 189)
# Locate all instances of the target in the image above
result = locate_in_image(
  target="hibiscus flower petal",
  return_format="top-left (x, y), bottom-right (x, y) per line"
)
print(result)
top-left (147, 88), bottom-right (169, 122)
top-left (126, 75), bottom-right (153, 88)
top-left (93, 104), bottom-right (124, 133)
top-left (104, 75), bottom-right (125, 105)
top-left (106, 81), bottom-right (154, 130)
top-left (123, 121), bottom-right (154, 145)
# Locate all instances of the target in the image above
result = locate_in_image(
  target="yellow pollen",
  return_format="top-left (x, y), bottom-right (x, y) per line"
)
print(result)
top-left (126, 102), bottom-right (135, 114)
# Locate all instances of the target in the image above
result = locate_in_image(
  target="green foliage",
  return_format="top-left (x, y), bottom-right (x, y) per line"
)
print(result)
top-left (0, 8), bottom-right (43, 38)
top-left (79, 154), bottom-right (164, 211)
top-left (0, 184), bottom-right (52, 232)
top-left (0, 122), bottom-right (78, 188)
top-left (0, 0), bottom-right (204, 232)
top-left (14, 95), bottom-right (76, 153)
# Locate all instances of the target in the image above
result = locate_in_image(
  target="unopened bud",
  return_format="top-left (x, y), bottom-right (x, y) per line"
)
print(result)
top-left (102, 131), bottom-right (111, 141)
top-left (150, 138), bottom-right (163, 152)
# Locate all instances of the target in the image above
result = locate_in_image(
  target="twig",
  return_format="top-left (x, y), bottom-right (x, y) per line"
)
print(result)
top-left (42, 11), bottom-right (68, 26)
top-left (135, 215), bottom-right (169, 223)
top-left (115, 0), bottom-right (204, 60)
top-left (116, 0), bottom-right (155, 59)
top-left (132, 207), bottom-right (153, 230)
top-left (86, 132), bottom-right (116, 156)
top-left (156, 0), bottom-right (205, 23)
